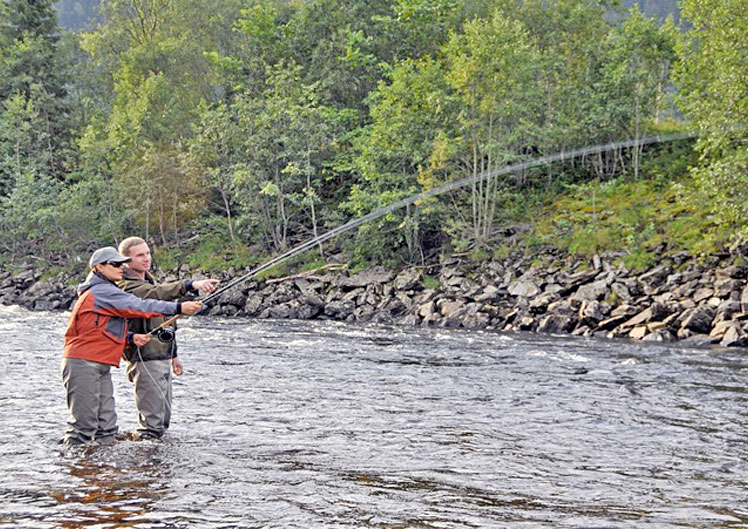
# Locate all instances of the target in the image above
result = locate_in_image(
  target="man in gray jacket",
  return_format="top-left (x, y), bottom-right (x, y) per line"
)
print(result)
top-left (117, 237), bottom-right (219, 440)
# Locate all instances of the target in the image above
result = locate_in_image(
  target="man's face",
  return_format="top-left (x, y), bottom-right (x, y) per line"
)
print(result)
top-left (127, 242), bottom-right (152, 274)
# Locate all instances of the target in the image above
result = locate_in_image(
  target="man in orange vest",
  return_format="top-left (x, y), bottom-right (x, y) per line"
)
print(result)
top-left (61, 246), bottom-right (202, 446)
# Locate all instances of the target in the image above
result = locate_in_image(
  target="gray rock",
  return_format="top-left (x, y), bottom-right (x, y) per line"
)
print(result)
top-left (596, 314), bottom-right (630, 331)
top-left (571, 279), bottom-right (609, 302)
top-left (33, 300), bottom-right (58, 311)
top-left (507, 280), bottom-right (540, 298)
top-left (610, 304), bottom-right (639, 318)
top-left (693, 287), bottom-right (714, 303)
top-left (610, 282), bottom-right (632, 302)
top-left (680, 305), bottom-right (716, 334)
top-left (267, 304), bottom-right (297, 319)
top-left (475, 285), bottom-right (501, 303)
top-left (296, 303), bottom-right (321, 320)
top-left (638, 264), bottom-right (672, 286)
top-left (621, 305), bottom-right (661, 329)
top-left (642, 329), bottom-right (675, 342)
top-left (462, 310), bottom-right (490, 329)
top-left (680, 333), bottom-right (720, 347)
top-left (713, 300), bottom-right (741, 324)
top-left (530, 292), bottom-right (560, 313)
top-left (579, 300), bottom-right (610, 326)
top-left (394, 268), bottom-right (421, 290)
top-left (438, 299), bottom-right (465, 318)
top-left (740, 284), bottom-right (748, 312)
top-left (417, 300), bottom-right (436, 319)
top-left (537, 313), bottom-right (575, 334)
top-left (720, 326), bottom-right (748, 347)
top-left (244, 294), bottom-right (264, 316)
top-left (339, 266), bottom-right (395, 289)
top-left (324, 299), bottom-right (355, 319)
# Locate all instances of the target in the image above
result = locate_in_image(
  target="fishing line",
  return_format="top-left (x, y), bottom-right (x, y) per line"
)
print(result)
top-left (199, 131), bottom-right (698, 307)
top-left (133, 340), bottom-right (174, 436)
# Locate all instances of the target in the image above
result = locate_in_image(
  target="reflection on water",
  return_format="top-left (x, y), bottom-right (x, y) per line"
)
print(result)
top-left (0, 305), bottom-right (747, 528)
top-left (46, 443), bottom-right (174, 528)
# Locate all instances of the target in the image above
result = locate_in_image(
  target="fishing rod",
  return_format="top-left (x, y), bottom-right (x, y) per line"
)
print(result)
top-left (150, 130), bottom-right (697, 336)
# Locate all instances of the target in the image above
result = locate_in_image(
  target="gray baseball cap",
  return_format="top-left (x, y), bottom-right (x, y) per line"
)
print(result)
top-left (89, 246), bottom-right (132, 268)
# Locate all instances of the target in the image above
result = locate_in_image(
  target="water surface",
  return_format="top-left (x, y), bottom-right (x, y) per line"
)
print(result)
top-left (0, 305), bottom-right (746, 528)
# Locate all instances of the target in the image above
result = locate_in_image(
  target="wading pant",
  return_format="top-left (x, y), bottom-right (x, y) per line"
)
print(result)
top-left (61, 357), bottom-right (118, 445)
top-left (126, 358), bottom-right (172, 438)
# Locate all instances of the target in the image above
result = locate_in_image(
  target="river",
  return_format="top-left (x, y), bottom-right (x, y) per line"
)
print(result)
top-left (0, 304), bottom-right (746, 528)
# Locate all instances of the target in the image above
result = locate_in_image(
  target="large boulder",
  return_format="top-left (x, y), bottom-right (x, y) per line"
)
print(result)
top-left (537, 312), bottom-right (576, 334)
top-left (571, 279), bottom-right (610, 302)
top-left (507, 280), bottom-right (540, 298)
top-left (680, 305), bottom-right (716, 334)
top-left (394, 268), bottom-right (421, 291)
top-left (339, 266), bottom-right (395, 289)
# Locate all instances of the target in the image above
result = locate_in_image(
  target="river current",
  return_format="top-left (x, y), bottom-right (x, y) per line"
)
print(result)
top-left (0, 304), bottom-right (746, 528)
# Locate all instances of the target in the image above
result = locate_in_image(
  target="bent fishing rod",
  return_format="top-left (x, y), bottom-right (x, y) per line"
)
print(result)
top-left (149, 130), bottom-right (697, 338)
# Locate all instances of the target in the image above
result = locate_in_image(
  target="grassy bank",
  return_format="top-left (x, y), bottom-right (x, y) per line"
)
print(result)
top-left (528, 141), bottom-right (729, 271)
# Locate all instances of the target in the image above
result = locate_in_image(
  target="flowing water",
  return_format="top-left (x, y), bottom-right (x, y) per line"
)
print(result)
top-left (0, 304), bottom-right (746, 528)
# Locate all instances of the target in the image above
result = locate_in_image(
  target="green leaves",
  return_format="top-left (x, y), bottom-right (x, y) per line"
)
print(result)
top-left (676, 0), bottom-right (748, 247)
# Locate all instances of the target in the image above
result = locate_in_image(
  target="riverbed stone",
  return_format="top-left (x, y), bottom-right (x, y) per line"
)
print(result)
top-left (394, 268), bottom-right (421, 290)
top-left (720, 326), bottom-right (748, 347)
top-left (325, 299), bottom-right (355, 319)
top-left (621, 303), bottom-right (668, 329)
top-left (507, 280), bottom-right (540, 298)
top-left (579, 300), bottom-right (609, 326)
top-left (597, 314), bottom-right (629, 331)
top-left (710, 320), bottom-right (737, 338)
top-left (475, 285), bottom-right (501, 303)
top-left (462, 310), bottom-right (490, 329)
top-left (713, 300), bottom-right (741, 324)
top-left (679, 333), bottom-right (719, 346)
top-left (244, 294), bottom-right (264, 316)
top-left (642, 329), bottom-right (674, 342)
top-left (418, 300), bottom-right (436, 319)
top-left (438, 299), bottom-right (464, 318)
top-left (638, 264), bottom-right (672, 286)
top-left (530, 292), bottom-right (560, 313)
top-left (571, 279), bottom-right (609, 302)
top-left (739, 285), bottom-right (748, 312)
top-left (297, 303), bottom-right (321, 320)
top-left (717, 264), bottom-right (748, 279)
top-left (693, 287), bottom-right (714, 303)
top-left (680, 305), bottom-right (716, 334)
top-left (537, 311), bottom-right (575, 334)
top-left (340, 266), bottom-right (395, 289)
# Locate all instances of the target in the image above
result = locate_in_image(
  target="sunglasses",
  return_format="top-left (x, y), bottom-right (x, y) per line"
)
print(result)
top-left (105, 261), bottom-right (126, 268)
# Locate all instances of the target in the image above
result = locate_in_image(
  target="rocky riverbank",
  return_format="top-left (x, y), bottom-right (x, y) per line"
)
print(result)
top-left (3, 248), bottom-right (748, 348)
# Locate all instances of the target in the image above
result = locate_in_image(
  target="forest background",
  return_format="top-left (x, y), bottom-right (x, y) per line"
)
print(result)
top-left (0, 0), bottom-right (746, 278)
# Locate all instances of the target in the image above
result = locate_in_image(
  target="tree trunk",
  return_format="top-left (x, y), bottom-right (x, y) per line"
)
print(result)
top-left (221, 188), bottom-right (235, 242)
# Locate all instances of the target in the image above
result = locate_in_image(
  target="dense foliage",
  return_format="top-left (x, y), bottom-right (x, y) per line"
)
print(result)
top-left (0, 0), bottom-right (741, 271)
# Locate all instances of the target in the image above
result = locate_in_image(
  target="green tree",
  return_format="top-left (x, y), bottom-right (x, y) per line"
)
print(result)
top-left (600, 7), bottom-right (677, 178)
top-left (0, 170), bottom-right (62, 259)
top-left (444, 12), bottom-right (543, 244)
top-left (675, 0), bottom-right (748, 246)
top-left (185, 102), bottom-right (242, 243)
top-left (347, 56), bottom-right (455, 262)
top-left (195, 60), bottom-right (338, 254)
top-left (0, 0), bottom-right (74, 187)
top-left (79, 0), bottom-right (243, 244)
